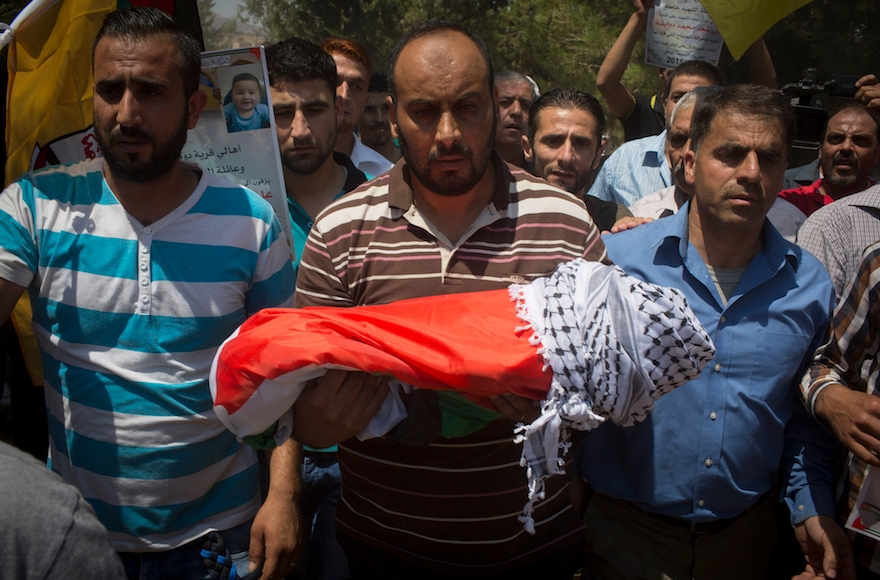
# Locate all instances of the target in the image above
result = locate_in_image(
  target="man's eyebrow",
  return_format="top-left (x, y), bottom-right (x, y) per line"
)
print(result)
top-left (713, 141), bottom-right (783, 159)
top-left (455, 91), bottom-right (484, 102)
top-left (95, 78), bottom-right (121, 90)
top-left (757, 146), bottom-right (783, 159)
top-left (402, 97), bottom-right (436, 108)
top-left (302, 98), bottom-right (331, 108)
top-left (711, 142), bottom-right (747, 156)
top-left (95, 77), bottom-right (168, 91)
top-left (404, 91), bottom-right (484, 108)
top-left (828, 130), bottom-right (874, 138)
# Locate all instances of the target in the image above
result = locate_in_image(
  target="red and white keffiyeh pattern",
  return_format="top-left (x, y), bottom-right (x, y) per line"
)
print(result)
top-left (210, 258), bottom-right (715, 531)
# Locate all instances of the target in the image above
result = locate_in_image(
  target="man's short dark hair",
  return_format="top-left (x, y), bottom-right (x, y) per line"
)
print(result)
top-left (368, 71), bottom-right (389, 94)
top-left (662, 60), bottom-right (725, 101)
top-left (827, 102), bottom-right (880, 142)
top-left (527, 88), bottom-right (605, 144)
top-left (93, 7), bottom-right (202, 97)
top-left (266, 37), bottom-right (337, 95)
top-left (387, 21), bottom-right (494, 105)
top-left (689, 84), bottom-right (795, 154)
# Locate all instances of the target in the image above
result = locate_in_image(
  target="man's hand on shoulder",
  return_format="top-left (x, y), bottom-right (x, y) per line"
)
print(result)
top-left (814, 383), bottom-right (880, 467)
top-left (609, 215), bottom-right (653, 234)
top-left (793, 515), bottom-right (855, 580)
top-left (292, 370), bottom-right (389, 448)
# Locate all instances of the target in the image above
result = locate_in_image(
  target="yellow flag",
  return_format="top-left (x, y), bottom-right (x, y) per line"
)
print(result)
top-left (6, 0), bottom-right (115, 183)
top-left (699, 0), bottom-right (813, 60)
top-left (5, 0), bottom-right (115, 384)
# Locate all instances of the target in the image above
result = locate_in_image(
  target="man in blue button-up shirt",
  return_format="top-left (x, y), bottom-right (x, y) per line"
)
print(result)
top-left (576, 85), bottom-right (853, 580)
top-left (587, 129), bottom-right (670, 207)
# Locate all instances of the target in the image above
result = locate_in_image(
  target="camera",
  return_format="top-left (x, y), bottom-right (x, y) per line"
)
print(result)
top-left (781, 69), bottom-right (861, 150)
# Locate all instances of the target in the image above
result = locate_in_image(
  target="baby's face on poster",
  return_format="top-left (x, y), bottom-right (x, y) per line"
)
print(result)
top-left (232, 80), bottom-right (260, 114)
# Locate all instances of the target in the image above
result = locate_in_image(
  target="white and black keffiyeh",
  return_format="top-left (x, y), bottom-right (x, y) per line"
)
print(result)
top-left (510, 258), bottom-right (715, 532)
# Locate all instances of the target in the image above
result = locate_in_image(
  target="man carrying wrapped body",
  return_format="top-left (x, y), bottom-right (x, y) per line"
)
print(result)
top-left (211, 258), bottom-right (716, 530)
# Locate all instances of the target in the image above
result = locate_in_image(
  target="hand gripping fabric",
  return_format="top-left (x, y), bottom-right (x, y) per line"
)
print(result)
top-left (210, 258), bottom-right (715, 531)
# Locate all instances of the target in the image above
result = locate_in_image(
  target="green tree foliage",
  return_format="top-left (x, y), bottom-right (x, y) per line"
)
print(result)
top-left (234, 0), bottom-right (876, 143)
top-left (238, 0), bottom-right (509, 70)
top-left (237, 0), bottom-right (662, 139)
top-left (486, 1), bottom-right (660, 99)
top-left (198, 0), bottom-right (236, 50)
top-left (0, 0), bottom-right (31, 42)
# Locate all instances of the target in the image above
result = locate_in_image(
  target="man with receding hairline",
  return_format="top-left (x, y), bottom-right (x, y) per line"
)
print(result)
top-left (576, 84), bottom-right (853, 580)
top-left (494, 70), bottom-right (538, 168)
top-left (293, 20), bottom-right (607, 578)
top-left (780, 103), bottom-right (880, 217)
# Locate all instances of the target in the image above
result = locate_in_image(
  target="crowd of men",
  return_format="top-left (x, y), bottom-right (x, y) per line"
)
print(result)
top-left (2, 4), bottom-right (880, 580)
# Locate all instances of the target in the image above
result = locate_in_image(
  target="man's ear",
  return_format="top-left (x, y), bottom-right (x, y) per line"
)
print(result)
top-left (683, 147), bottom-right (697, 186)
top-left (387, 94), bottom-right (399, 139)
top-left (334, 94), bottom-right (344, 126)
top-left (187, 90), bottom-right (209, 129)
top-left (522, 134), bottom-right (533, 163)
top-left (591, 141), bottom-right (606, 170)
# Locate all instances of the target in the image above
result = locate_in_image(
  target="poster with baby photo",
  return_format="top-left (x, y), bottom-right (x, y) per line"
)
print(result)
top-left (846, 466), bottom-right (880, 540)
top-left (182, 46), bottom-right (294, 260)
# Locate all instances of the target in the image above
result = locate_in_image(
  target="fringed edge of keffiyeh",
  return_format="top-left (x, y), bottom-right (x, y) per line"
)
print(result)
top-left (507, 283), bottom-right (568, 535)
top-left (509, 284), bottom-right (541, 348)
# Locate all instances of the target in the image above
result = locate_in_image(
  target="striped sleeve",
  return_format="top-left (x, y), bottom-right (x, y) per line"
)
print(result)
top-left (801, 241), bottom-right (880, 415)
top-left (294, 182), bottom-right (385, 308)
top-left (247, 211), bottom-right (296, 312)
top-left (0, 178), bottom-right (41, 286)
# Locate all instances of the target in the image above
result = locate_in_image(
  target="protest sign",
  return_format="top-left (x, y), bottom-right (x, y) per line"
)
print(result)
top-left (645, 0), bottom-right (723, 69)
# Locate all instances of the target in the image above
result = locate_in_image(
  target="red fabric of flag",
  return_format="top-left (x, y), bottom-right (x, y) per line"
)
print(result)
top-left (213, 289), bottom-right (550, 425)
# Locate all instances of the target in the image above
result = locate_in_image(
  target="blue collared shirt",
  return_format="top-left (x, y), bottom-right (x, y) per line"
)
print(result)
top-left (576, 203), bottom-right (838, 524)
top-left (588, 130), bottom-right (671, 206)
